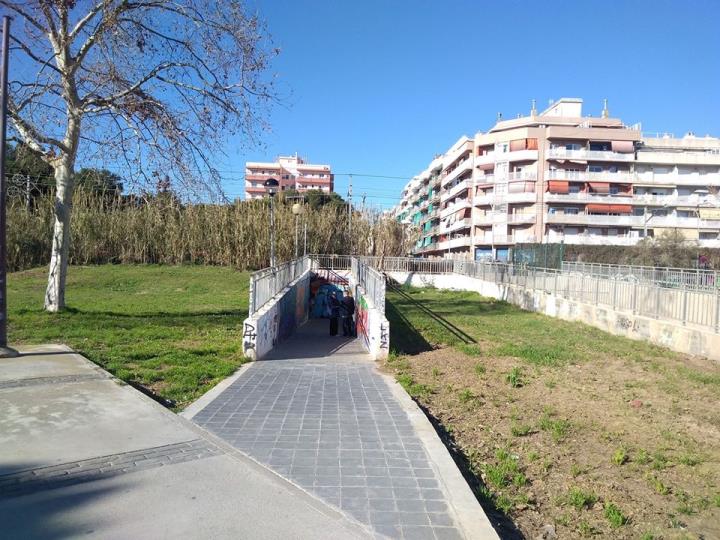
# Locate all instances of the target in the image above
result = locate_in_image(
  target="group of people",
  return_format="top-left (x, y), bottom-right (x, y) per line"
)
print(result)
top-left (327, 289), bottom-right (356, 337)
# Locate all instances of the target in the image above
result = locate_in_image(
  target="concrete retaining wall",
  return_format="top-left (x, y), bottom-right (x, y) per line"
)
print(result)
top-left (349, 275), bottom-right (389, 360)
top-left (387, 272), bottom-right (720, 363)
top-left (242, 271), bottom-right (311, 360)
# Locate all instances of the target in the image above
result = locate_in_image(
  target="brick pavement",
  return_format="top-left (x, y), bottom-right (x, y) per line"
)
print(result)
top-left (192, 320), bottom-right (466, 540)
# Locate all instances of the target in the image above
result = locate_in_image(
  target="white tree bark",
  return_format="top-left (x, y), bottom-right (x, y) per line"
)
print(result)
top-left (44, 158), bottom-right (75, 312)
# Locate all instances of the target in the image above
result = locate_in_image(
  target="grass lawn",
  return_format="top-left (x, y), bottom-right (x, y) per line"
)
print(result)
top-left (384, 284), bottom-right (720, 540)
top-left (9, 265), bottom-right (250, 409)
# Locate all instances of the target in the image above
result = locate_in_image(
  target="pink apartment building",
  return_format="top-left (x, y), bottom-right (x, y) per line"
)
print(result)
top-left (245, 154), bottom-right (334, 199)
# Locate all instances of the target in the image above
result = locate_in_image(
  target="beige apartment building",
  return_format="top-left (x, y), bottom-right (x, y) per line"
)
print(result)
top-left (395, 98), bottom-right (720, 260)
top-left (245, 154), bottom-right (334, 199)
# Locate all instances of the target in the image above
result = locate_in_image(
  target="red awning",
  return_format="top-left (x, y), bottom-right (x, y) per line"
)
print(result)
top-left (509, 139), bottom-right (526, 152)
top-left (527, 138), bottom-right (538, 150)
top-left (477, 162), bottom-right (494, 171)
top-left (548, 180), bottom-right (569, 194)
top-left (589, 182), bottom-right (610, 193)
top-left (586, 204), bottom-right (612, 213)
top-left (611, 140), bottom-right (634, 153)
top-left (610, 205), bottom-right (633, 214)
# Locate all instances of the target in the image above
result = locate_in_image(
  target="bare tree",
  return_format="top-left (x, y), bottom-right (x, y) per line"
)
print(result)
top-left (1, 0), bottom-right (278, 311)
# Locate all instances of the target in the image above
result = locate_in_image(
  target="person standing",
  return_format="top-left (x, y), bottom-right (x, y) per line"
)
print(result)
top-left (328, 291), bottom-right (341, 336)
top-left (341, 290), bottom-right (356, 337)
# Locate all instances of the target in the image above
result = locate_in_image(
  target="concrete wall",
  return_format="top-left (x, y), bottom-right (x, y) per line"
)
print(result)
top-left (349, 275), bottom-right (389, 360)
top-left (387, 272), bottom-right (720, 363)
top-left (242, 271), bottom-right (311, 360)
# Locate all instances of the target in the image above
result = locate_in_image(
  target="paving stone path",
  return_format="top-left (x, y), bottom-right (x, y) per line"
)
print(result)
top-left (192, 320), bottom-right (466, 540)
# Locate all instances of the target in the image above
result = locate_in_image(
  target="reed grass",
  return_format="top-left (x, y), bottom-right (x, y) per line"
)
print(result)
top-left (8, 192), bottom-right (409, 272)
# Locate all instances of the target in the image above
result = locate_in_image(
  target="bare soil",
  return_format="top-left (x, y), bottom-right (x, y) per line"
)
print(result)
top-left (383, 343), bottom-right (720, 540)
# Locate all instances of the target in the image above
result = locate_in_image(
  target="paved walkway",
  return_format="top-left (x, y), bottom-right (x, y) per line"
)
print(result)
top-left (188, 320), bottom-right (496, 539)
top-left (0, 345), bottom-right (371, 539)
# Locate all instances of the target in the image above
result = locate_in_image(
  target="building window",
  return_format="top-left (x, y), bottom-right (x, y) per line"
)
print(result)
top-left (565, 143), bottom-right (582, 151)
top-left (589, 165), bottom-right (603, 173)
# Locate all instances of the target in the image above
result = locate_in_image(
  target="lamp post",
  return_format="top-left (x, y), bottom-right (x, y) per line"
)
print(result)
top-left (292, 202), bottom-right (304, 258)
top-left (694, 189), bottom-right (710, 268)
top-left (0, 17), bottom-right (16, 357)
top-left (264, 178), bottom-right (279, 267)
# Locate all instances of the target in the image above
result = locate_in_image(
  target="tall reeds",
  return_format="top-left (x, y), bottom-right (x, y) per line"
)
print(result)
top-left (8, 191), bottom-right (411, 272)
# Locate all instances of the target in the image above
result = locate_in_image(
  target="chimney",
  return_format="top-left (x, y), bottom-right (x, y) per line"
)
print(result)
top-left (602, 99), bottom-right (609, 118)
top-left (531, 99), bottom-right (537, 116)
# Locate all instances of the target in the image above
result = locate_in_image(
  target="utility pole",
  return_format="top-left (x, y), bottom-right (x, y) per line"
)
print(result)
top-left (303, 222), bottom-right (307, 256)
top-left (0, 17), bottom-right (16, 357)
top-left (348, 174), bottom-right (353, 255)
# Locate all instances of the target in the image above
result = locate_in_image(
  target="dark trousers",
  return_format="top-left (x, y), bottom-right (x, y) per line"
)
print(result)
top-left (329, 317), bottom-right (339, 336)
top-left (342, 316), bottom-right (354, 337)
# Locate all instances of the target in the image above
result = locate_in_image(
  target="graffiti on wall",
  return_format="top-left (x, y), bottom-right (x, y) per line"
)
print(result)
top-left (379, 321), bottom-right (389, 350)
top-left (242, 321), bottom-right (257, 354)
top-left (357, 294), bottom-right (370, 350)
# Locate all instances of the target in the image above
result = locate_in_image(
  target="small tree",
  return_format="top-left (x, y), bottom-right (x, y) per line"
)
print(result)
top-left (2, 0), bottom-right (278, 311)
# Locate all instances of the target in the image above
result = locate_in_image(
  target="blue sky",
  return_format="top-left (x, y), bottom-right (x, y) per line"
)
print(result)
top-left (223, 0), bottom-right (720, 208)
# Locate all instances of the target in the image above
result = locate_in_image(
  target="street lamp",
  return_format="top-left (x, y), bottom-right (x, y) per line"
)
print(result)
top-left (292, 202), bottom-right (304, 258)
top-left (264, 178), bottom-right (279, 267)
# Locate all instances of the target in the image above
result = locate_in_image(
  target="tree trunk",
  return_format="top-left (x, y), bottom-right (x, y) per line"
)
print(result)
top-left (44, 160), bottom-right (75, 312)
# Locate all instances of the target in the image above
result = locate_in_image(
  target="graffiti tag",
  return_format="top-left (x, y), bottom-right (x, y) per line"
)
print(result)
top-left (380, 322), bottom-right (389, 349)
top-left (243, 322), bottom-right (257, 352)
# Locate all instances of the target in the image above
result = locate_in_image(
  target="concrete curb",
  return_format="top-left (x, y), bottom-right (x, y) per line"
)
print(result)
top-left (379, 371), bottom-right (500, 540)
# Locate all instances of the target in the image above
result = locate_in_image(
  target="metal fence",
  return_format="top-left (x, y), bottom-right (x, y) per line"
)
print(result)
top-left (351, 257), bottom-right (386, 315)
top-left (249, 255), bottom-right (312, 315)
top-left (358, 256), bottom-right (719, 333)
top-left (309, 254), bottom-right (351, 271)
top-left (561, 261), bottom-right (719, 292)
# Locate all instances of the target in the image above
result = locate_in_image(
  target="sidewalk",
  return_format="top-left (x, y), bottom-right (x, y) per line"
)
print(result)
top-left (0, 345), bottom-right (371, 539)
top-left (186, 320), bottom-right (498, 539)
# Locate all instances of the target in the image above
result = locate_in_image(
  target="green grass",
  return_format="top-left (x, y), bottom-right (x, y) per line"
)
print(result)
top-left (506, 366), bottom-right (525, 388)
top-left (538, 411), bottom-right (572, 442)
top-left (384, 286), bottom-right (686, 367)
top-left (604, 502), bottom-right (629, 527)
top-left (484, 448), bottom-right (527, 490)
top-left (612, 447), bottom-right (629, 466)
top-left (9, 265), bottom-right (251, 409)
top-left (566, 487), bottom-right (597, 510)
top-left (396, 373), bottom-right (433, 399)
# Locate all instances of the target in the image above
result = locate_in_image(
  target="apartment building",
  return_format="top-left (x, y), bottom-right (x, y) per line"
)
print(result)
top-left (395, 98), bottom-right (720, 260)
top-left (245, 154), bottom-right (334, 199)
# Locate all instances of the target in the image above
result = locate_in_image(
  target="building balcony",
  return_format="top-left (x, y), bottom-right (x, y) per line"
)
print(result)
top-left (545, 213), bottom-right (720, 228)
top-left (474, 194), bottom-right (493, 206)
top-left (442, 179), bottom-right (472, 201)
top-left (545, 192), bottom-right (636, 205)
top-left (440, 199), bottom-right (471, 218)
top-left (636, 151), bottom-right (720, 166)
top-left (441, 158), bottom-right (473, 187)
top-left (545, 170), bottom-right (636, 183)
top-left (297, 176), bottom-right (331, 184)
top-left (474, 234), bottom-right (535, 246)
top-left (634, 172), bottom-right (720, 186)
top-left (549, 234), bottom-right (640, 246)
top-left (506, 191), bottom-right (537, 204)
top-left (506, 149), bottom-right (539, 163)
top-left (507, 170), bottom-right (538, 181)
top-left (546, 148), bottom-right (635, 162)
top-left (439, 218), bottom-right (471, 234)
top-left (437, 236), bottom-right (472, 250)
top-left (506, 213), bottom-right (537, 224)
top-left (245, 185), bottom-right (268, 193)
